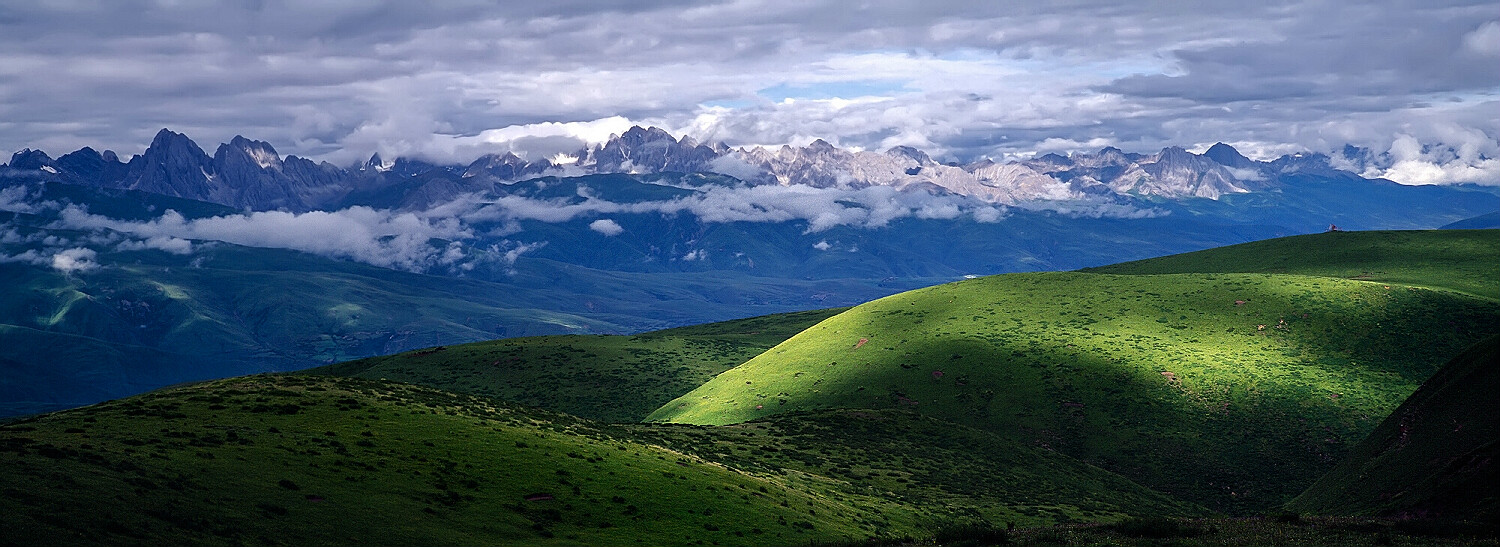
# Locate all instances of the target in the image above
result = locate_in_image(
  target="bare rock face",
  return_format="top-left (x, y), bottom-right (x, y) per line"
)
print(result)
top-left (121, 128), bottom-right (220, 202)
top-left (1108, 146), bottom-right (1248, 199)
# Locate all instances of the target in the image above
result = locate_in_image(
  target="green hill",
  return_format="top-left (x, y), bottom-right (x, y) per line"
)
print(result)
top-left (629, 409), bottom-right (1208, 526)
top-left (0, 374), bottom-right (929, 546)
top-left (310, 308), bottom-right (846, 422)
top-left (1084, 229), bottom-right (1500, 301)
top-left (1286, 335), bottom-right (1500, 523)
top-left (0, 373), bottom-right (1217, 546)
top-left (649, 231), bottom-right (1500, 514)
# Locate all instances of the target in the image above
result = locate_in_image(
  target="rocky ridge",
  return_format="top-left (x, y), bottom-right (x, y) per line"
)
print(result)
top-left (5, 126), bottom-right (1381, 212)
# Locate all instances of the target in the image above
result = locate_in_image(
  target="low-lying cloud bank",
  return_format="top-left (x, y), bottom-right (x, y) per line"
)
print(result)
top-left (55, 205), bottom-right (473, 272)
top-left (464, 183), bottom-right (1013, 232)
top-left (3, 178), bottom-right (1166, 274)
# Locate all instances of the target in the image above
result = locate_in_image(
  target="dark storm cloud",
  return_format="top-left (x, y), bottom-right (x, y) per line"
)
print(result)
top-left (1, 0), bottom-right (1496, 183)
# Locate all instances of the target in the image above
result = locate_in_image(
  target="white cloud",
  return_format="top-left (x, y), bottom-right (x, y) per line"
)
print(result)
top-left (115, 235), bottom-right (195, 255)
top-left (50, 247), bottom-right (97, 273)
top-left (0, 183), bottom-right (58, 214)
top-left (589, 218), bottom-right (624, 236)
top-left (1463, 20), bottom-right (1500, 57)
top-left (54, 204), bottom-right (473, 272)
top-left (813, 240), bottom-right (830, 250)
top-left (1373, 132), bottom-right (1500, 186)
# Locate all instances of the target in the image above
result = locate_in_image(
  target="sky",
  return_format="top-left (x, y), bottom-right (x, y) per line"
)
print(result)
top-left (1, 0), bottom-right (1497, 185)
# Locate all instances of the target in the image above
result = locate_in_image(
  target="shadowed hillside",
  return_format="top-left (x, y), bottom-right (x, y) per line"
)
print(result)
top-left (650, 231), bottom-right (1500, 514)
top-left (1287, 335), bottom-right (1500, 523)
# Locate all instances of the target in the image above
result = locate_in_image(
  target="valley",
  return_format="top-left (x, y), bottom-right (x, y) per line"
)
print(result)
top-left (2, 230), bottom-right (1496, 546)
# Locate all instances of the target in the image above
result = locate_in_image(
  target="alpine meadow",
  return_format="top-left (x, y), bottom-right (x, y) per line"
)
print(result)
top-left (4, 2), bottom-right (1500, 546)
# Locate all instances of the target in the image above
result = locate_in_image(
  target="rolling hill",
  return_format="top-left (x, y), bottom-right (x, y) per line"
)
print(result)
top-left (0, 374), bottom-right (924, 546)
top-left (648, 230), bottom-right (1500, 515)
top-left (311, 308), bottom-right (849, 422)
top-left (1, 229), bottom-right (1496, 546)
top-left (0, 373), bottom-right (1214, 546)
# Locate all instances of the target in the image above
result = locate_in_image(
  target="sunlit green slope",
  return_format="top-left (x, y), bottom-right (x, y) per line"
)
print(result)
top-left (1287, 334), bottom-right (1500, 522)
top-left (0, 375), bottom-right (927, 547)
top-left (1086, 229), bottom-right (1500, 301)
top-left (311, 308), bottom-right (846, 422)
top-left (649, 231), bottom-right (1500, 514)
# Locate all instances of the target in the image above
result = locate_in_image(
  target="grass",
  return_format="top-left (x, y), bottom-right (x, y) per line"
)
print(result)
top-left (649, 231), bottom-right (1500, 515)
top-left (5, 229), bottom-right (1497, 545)
top-left (879, 517), bottom-right (1498, 546)
top-left (1085, 230), bottom-right (1500, 301)
top-left (628, 409), bottom-right (1210, 528)
top-left (0, 374), bottom-right (934, 546)
top-left (1286, 334), bottom-right (1500, 523)
top-left (309, 308), bottom-right (846, 422)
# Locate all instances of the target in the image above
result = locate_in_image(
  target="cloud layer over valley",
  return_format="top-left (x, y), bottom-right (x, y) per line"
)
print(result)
top-left (1, 178), bottom-right (1025, 274)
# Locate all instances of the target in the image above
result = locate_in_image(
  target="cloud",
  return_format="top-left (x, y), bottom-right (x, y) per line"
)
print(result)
top-left (114, 235), bottom-right (195, 255)
top-left (0, 1), bottom-right (1493, 176)
top-left (50, 247), bottom-right (98, 273)
top-left (589, 218), bottom-right (624, 236)
top-left (1463, 20), bottom-right (1500, 56)
top-left (813, 240), bottom-right (831, 250)
top-left (0, 183), bottom-right (59, 214)
top-left (53, 204), bottom-right (474, 272)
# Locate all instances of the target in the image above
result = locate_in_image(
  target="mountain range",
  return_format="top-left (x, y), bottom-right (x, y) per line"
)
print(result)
top-left (9, 126), bottom-right (1488, 214)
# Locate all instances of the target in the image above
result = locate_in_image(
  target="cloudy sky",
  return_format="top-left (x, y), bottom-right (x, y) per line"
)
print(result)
top-left (2, 0), bottom-right (1497, 184)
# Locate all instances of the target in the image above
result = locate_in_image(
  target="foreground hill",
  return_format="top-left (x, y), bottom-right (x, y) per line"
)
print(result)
top-left (0, 375), bottom-right (919, 546)
top-left (311, 309), bottom-right (847, 422)
top-left (649, 231), bottom-right (1500, 514)
top-left (0, 375), bottom-right (1208, 546)
top-left (1287, 335), bottom-right (1499, 523)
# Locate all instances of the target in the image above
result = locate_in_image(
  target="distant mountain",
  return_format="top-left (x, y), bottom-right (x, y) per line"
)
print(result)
top-left (9, 126), bottom-right (1498, 214)
top-left (1442, 211), bottom-right (1500, 230)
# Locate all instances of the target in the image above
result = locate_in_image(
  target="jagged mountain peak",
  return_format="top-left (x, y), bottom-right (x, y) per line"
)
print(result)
top-left (147, 128), bottom-right (203, 153)
top-left (218, 136), bottom-right (283, 171)
top-left (806, 138), bottom-right (836, 151)
top-left (1156, 146), bottom-right (1195, 160)
top-left (885, 145), bottom-right (931, 165)
top-left (1034, 153), bottom-right (1073, 167)
top-left (1204, 142), bottom-right (1256, 169)
top-left (8, 148), bottom-right (55, 170)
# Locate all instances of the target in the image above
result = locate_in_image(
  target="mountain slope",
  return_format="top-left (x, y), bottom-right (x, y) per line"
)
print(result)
top-left (1085, 229), bottom-right (1500, 301)
top-left (1286, 335), bottom-right (1500, 522)
top-left (0, 375), bottom-right (924, 546)
top-left (1442, 211), bottom-right (1500, 230)
top-left (0, 374), bottom-right (1211, 546)
top-left (649, 231), bottom-right (1500, 514)
top-left (629, 409), bottom-right (1208, 526)
top-left (311, 308), bottom-right (847, 422)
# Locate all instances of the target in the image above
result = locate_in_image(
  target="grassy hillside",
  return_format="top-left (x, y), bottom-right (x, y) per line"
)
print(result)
top-left (0, 374), bottom-right (931, 547)
top-left (1287, 335), bottom-right (1500, 522)
top-left (650, 231), bottom-right (1500, 514)
top-left (311, 308), bottom-right (846, 422)
top-left (629, 409), bottom-right (1208, 527)
top-left (1085, 230), bottom-right (1500, 301)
